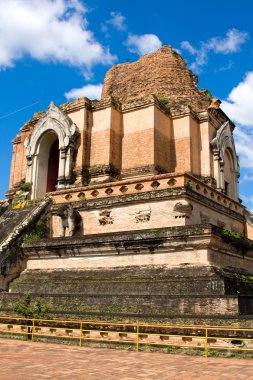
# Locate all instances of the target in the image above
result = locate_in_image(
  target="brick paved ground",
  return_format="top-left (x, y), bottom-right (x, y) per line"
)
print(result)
top-left (0, 339), bottom-right (252, 379)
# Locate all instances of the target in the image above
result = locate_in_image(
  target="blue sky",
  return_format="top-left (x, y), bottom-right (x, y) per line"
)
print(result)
top-left (0, 0), bottom-right (252, 211)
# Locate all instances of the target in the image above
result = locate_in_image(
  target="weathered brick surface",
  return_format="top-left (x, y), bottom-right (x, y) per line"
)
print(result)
top-left (102, 46), bottom-right (211, 112)
top-left (0, 266), bottom-right (244, 317)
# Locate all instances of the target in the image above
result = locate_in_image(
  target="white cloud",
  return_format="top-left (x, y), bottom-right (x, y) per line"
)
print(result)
top-left (101, 11), bottom-right (127, 35)
top-left (243, 174), bottom-right (253, 181)
top-left (222, 71), bottom-right (253, 128)
top-left (234, 128), bottom-right (253, 170)
top-left (125, 34), bottom-right (162, 55)
top-left (0, 0), bottom-right (116, 70)
top-left (221, 71), bottom-right (253, 204)
top-left (214, 60), bottom-right (234, 73)
top-left (207, 29), bottom-right (248, 54)
top-left (181, 41), bottom-right (196, 55)
top-left (107, 11), bottom-right (127, 31)
top-left (181, 29), bottom-right (248, 73)
top-left (64, 83), bottom-right (103, 100)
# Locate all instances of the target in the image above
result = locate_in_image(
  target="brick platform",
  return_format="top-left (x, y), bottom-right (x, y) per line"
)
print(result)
top-left (0, 339), bottom-right (252, 379)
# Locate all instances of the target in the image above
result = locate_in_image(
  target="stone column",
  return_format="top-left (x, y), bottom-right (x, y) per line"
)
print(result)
top-left (30, 154), bottom-right (38, 200)
top-left (233, 170), bottom-right (239, 200)
top-left (212, 149), bottom-right (221, 190)
top-left (64, 145), bottom-right (73, 186)
top-left (219, 160), bottom-right (225, 192)
top-left (57, 147), bottom-right (66, 189)
top-left (26, 155), bottom-right (33, 183)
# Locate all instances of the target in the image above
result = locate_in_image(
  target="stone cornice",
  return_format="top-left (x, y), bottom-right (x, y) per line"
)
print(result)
top-left (18, 98), bottom-right (91, 134)
top-left (17, 93), bottom-right (222, 138)
top-left (170, 106), bottom-right (200, 121)
top-left (51, 186), bottom-right (244, 222)
top-left (24, 224), bottom-right (216, 248)
top-left (121, 95), bottom-right (171, 115)
top-left (207, 108), bottom-right (235, 130)
top-left (22, 224), bottom-right (250, 260)
top-left (50, 172), bottom-right (244, 215)
top-left (12, 135), bottom-right (22, 144)
top-left (91, 98), bottom-right (122, 112)
top-left (60, 97), bottom-right (91, 113)
top-left (19, 112), bottom-right (44, 133)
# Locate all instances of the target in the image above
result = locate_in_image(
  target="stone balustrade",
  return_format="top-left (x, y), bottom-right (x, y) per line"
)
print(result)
top-left (49, 173), bottom-right (244, 216)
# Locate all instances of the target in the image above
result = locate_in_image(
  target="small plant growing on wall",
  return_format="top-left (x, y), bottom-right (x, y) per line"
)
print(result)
top-left (23, 220), bottom-right (48, 245)
top-left (221, 229), bottom-right (253, 250)
top-left (205, 90), bottom-right (213, 100)
top-left (13, 292), bottom-right (52, 339)
top-left (4, 250), bottom-right (13, 259)
top-left (159, 98), bottom-right (169, 105)
top-left (0, 249), bottom-right (14, 276)
top-left (185, 180), bottom-right (192, 188)
top-left (14, 292), bottom-right (51, 319)
top-left (20, 182), bottom-right (33, 192)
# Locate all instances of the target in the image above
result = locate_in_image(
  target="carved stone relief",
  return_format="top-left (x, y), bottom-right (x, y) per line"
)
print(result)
top-left (56, 205), bottom-right (81, 237)
top-left (98, 209), bottom-right (114, 225)
top-left (173, 201), bottom-right (193, 215)
top-left (135, 208), bottom-right (151, 223)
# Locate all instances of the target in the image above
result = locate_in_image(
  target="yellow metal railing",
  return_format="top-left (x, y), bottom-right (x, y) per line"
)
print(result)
top-left (0, 316), bottom-right (253, 357)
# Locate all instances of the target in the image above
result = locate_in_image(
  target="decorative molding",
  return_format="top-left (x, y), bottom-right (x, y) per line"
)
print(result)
top-left (65, 187), bottom-right (244, 222)
top-left (91, 98), bottom-right (121, 112)
top-left (24, 102), bottom-right (79, 198)
top-left (245, 210), bottom-right (253, 227)
top-left (210, 121), bottom-right (239, 199)
top-left (24, 102), bottom-right (78, 156)
top-left (84, 164), bottom-right (120, 181)
top-left (121, 165), bottom-right (167, 178)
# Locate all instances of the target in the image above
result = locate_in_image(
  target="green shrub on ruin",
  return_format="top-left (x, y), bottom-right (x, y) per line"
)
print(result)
top-left (13, 292), bottom-right (51, 320)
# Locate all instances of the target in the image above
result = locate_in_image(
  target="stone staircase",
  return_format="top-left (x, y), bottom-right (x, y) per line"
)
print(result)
top-left (1, 265), bottom-right (253, 319)
top-left (0, 197), bottom-right (52, 289)
top-left (0, 201), bottom-right (8, 217)
top-left (0, 197), bottom-right (51, 254)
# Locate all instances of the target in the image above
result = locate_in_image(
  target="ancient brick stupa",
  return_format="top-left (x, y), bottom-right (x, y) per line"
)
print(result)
top-left (102, 45), bottom-right (211, 112)
top-left (1, 46), bottom-right (253, 319)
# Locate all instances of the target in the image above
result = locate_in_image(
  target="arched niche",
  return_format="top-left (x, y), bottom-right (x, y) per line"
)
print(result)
top-left (32, 131), bottom-right (59, 199)
top-left (223, 148), bottom-right (235, 198)
top-left (211, 121), bottom-right (239, 200)
top-left (24, 102), bottom-right (79, 200)
top-left (47, 139), bottom-right (60, 193)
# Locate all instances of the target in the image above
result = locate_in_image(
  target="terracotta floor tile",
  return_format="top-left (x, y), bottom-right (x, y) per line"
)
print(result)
top-left (0, 339), bottom-right (253, 379)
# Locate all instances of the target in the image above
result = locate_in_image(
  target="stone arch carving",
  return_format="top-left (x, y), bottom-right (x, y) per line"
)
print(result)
top-left (24, 102), bottom-right (79, 199)
top-left (210, 121), bottom-right (239, 200)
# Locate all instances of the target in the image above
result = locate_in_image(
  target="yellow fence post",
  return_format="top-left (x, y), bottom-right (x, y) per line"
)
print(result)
top-left (80, 322), bottom-right (83, 347)
top-left (32, 319), bottom-right (35, 342)
top-left (205, 328), bottom-right (208, 357)
top-left (136, 324), bottom-right (139, 352)
top-left (3, 316), bottom-right (253, 357)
